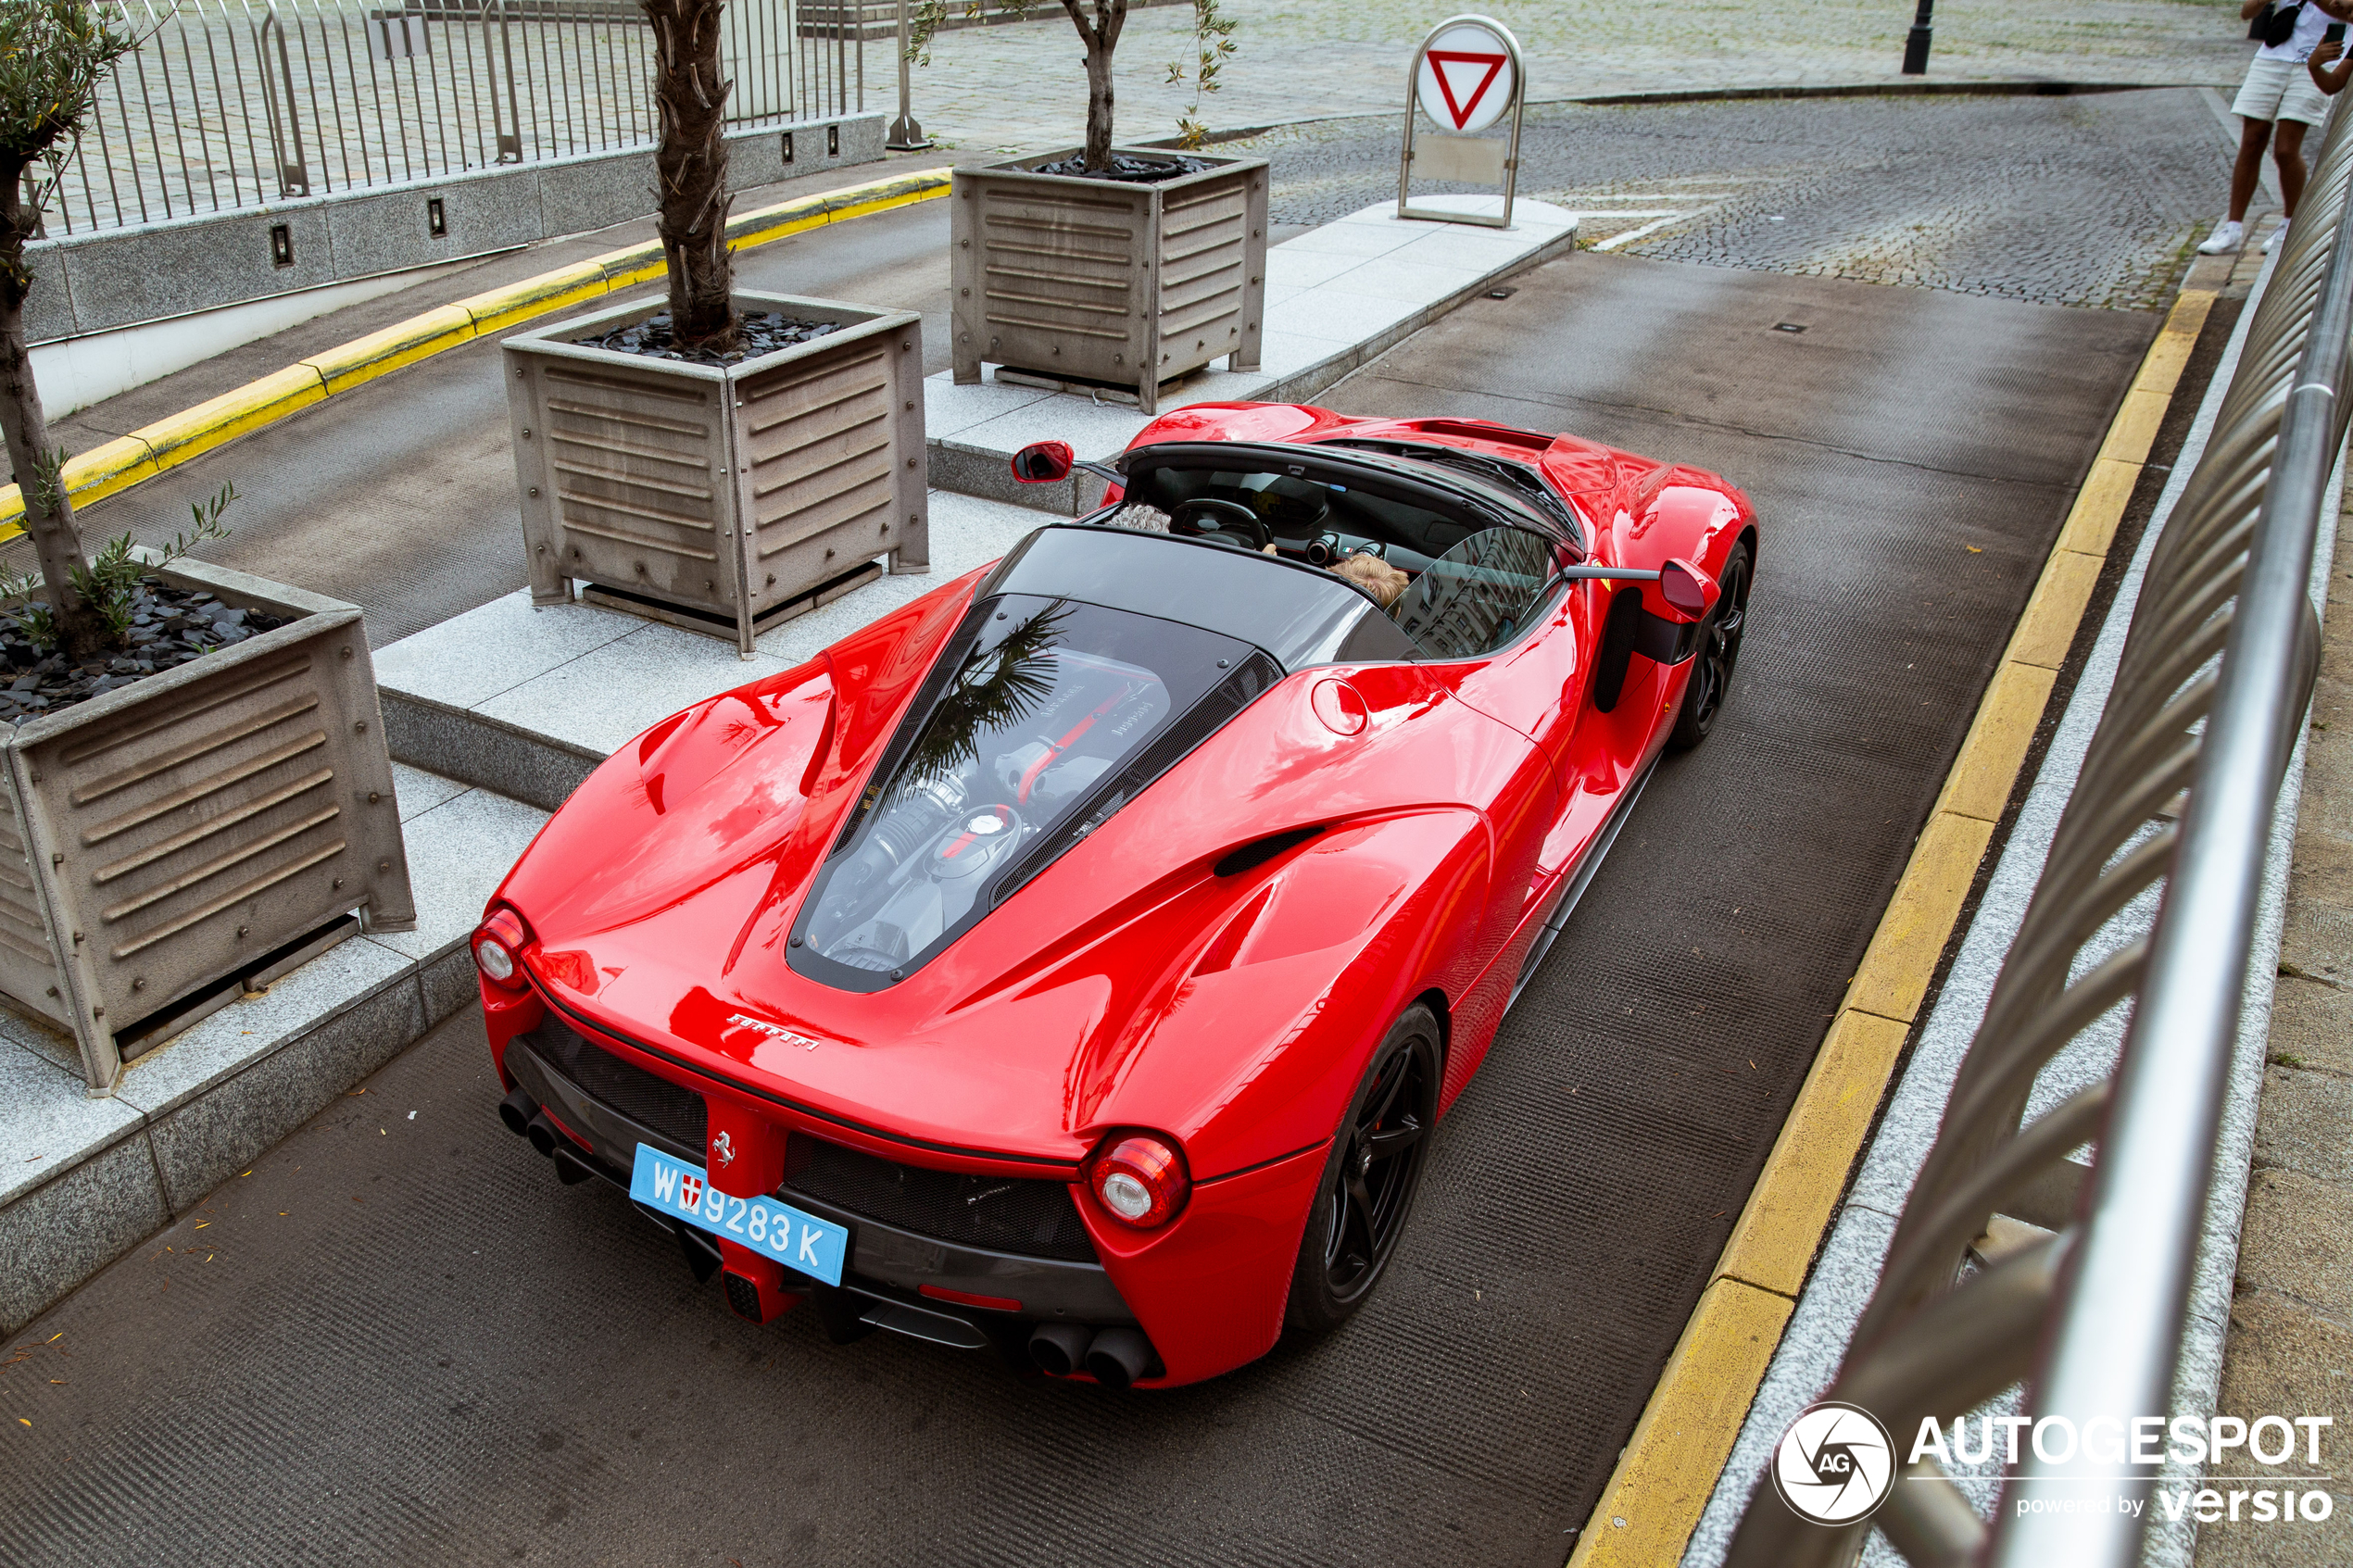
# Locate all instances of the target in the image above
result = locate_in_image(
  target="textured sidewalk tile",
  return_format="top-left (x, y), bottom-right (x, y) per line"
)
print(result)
top-left (2250, 1063), bottom-right (2353, 1186)
top-left (114, 938), bottom-right (415, 1122)
top-left (1265, 247), bottom-right (1367, 290)
top-left (2237, 1165), bottom-right (2353, 1319)
top-left (2198, 1289), bottom-right (2353, 1567)
top-left (359, 787), bottom-right (552, 966)
top-left (0, 1136), bottom-right (167, 1334)
top-left (373, 589), bottom-right (639, 710)
top-left (381, 696), bottom-right (598, 813)
top-left (1318, 252), bottom-right (1493, 306)
top-left (1258, 329), bottom-right (1353, 376)
top-left (2267, 974), bottom-right (2353, 1076)
top-left (944, 397), bottom-right (1159, 463)
top-left (390, 762), bottom-right (470, 823)
top-left (471, 623), bottom-right (792, 759)
top-left (1262, 286), bottom-right (1422, 346)
top-left (0, 1041), bottom-right (143, 1208)
top-left (920, 374), bottom-right (1056, 439)
top-left (1277, 220), bottom-right (1429, 259)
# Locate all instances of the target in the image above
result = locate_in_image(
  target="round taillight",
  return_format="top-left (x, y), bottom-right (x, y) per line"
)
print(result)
top-left (1088, 1133), bottom-right (1189, 1228)
top-left (472, 908), bottom-right (532, 991)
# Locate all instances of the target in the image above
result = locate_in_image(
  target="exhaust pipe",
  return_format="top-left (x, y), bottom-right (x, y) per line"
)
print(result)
top-left (1027, 1322), bottom-right (1092, 1377)
top-left (499, 1088), bottom-right (537, 1136)
top-left (549, 1142), bottom-right (596, 1185)
top-left (525, 1110), bottom-right (559, 1158)
top-left (1084, 1326), bottom-right (1153, 1390)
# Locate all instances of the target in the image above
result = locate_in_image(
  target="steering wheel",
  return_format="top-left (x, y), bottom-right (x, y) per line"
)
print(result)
top-left (1170, 498), bottom-right (1273, 553)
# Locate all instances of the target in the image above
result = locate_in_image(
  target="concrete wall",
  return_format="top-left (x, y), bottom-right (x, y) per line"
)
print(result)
top-left (27, 113), bottom-right (887, 345)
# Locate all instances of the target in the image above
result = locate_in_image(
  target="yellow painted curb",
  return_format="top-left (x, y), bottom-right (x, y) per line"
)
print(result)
top-left (136, 364), bottom-right (330, 474)
top-left (1932, 661), bottom-right (2060, 824)
top-left (301, 304), bottom-right (479, 397)
top-left (458, 259), bottom-right (609, 337)
top-left (1841, 811), bottom-right (1999, 1023)
top-left (0, 164), bottom-right (952, 539)
top-left (1713, 1010), bottom-right (1913, 1298)
top-left (1564, 282), bottom-right (2222, 1563)
top-left (1567, 1280), bottom-right (1793, 1568)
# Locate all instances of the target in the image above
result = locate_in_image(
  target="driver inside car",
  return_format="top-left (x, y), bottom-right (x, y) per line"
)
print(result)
top-left (1105, 493), bottom-right (1413, 607)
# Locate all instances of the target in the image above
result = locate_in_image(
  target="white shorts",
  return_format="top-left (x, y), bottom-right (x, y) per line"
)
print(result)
top-left (2233, 56), bottom-right (2332, 128)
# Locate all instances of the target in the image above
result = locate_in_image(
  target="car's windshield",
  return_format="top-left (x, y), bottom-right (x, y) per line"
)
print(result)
top-left (1118, 462), bottom-right (1490, 571)
top-left (789, 595), bottom-right (1265, 989)
top-left (1104, 453), bottom-right (1561, 661)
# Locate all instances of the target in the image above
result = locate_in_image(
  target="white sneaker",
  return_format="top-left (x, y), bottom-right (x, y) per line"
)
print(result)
top-left (2264, 220), bottom-right (2288, 254)
top-left (2198, 220), bottom-right (2246, 255)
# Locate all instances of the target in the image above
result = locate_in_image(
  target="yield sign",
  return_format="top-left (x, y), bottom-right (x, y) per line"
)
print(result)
top-left (1427, 52), bottom-right (1506, 131)
top-left (1415, 21), bottom-right (1516, 135)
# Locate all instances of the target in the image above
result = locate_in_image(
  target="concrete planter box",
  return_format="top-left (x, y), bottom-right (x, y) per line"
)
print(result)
top-left (0, 556), bottom-right (416, 1093)
top-left (950, 148), bottom-right (1269, 413)
top-left (503, 290), bottom-right (929, 656)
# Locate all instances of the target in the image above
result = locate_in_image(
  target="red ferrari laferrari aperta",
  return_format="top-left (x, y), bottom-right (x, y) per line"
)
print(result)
top-left (474, 401), bottom-right (1756, 1388)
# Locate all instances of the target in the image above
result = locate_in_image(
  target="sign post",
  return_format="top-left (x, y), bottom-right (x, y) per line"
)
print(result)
top-left (887, 0), bottom-right (931, 151)
top-left (1398, 15), bottom-right (1526, 229)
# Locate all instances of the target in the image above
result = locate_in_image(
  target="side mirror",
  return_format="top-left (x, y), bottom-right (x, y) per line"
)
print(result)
top-left (1655, 557), bottom-right (1720, 622)
top-left (1011, 440), bottom-right (1075, 484)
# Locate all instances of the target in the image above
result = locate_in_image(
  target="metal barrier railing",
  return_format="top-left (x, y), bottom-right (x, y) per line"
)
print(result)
top-left (45, 0), bottom-right (863, 238)
top-left (1723, 98), bottom-right (2350, 1568)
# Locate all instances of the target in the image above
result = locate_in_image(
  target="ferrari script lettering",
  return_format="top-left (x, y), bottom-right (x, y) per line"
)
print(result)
top-left (726, 1012), bottom-right (821, 1050)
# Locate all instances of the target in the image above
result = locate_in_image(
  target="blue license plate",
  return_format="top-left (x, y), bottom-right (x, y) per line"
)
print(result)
top-left (628, 1142), bottom-right (849, 1287)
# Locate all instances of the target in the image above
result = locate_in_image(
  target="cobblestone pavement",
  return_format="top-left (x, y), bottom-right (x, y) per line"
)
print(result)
top-left (1236, 88), bottom-right (2234, 311)
top-left (909, 0), bottom-right (2258, 155)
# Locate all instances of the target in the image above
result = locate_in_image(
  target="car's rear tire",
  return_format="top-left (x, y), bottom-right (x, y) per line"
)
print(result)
top-left (1283, 1004), bottom-right (1441, 1336)
top-left (1668, 538), bottom-right (1752, 751)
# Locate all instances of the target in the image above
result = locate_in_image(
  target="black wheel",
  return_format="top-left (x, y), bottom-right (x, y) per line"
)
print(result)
top-left (1668, 538), bottom-right (1752, 751)
top-left (1285, 1005), bottom-right (1441, 1335)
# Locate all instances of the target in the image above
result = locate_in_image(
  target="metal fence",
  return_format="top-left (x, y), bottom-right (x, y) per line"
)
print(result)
top-left (46, 0), bottom-right (864, 237)
top-left (1720, 97), bottom-right (2353, 1568)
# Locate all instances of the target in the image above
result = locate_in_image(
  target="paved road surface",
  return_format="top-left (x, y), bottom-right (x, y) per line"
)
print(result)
top-left (0, 224), bottom-right (2179, 1564)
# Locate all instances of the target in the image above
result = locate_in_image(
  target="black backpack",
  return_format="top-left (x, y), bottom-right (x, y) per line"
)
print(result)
top-left (2253, 2), bottom-right (2306, 45)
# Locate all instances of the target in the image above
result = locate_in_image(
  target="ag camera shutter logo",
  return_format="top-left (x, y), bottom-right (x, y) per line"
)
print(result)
top-left (1772, 1401), bottom-right (1897, 1524)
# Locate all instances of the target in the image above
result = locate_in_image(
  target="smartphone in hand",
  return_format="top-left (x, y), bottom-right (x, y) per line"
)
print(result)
top-left (2332, 21), bottom-right (2349, 42)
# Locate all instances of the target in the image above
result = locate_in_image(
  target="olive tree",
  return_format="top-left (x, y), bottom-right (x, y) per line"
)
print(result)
top-left (911, 0), bottom-right (1236, 171)
top-left (641, 0), bottom-right (738, 354)
top-left (0, 2), bottom-right (132, 661)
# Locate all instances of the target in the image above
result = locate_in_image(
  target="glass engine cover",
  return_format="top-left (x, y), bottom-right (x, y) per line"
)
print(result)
top-left (789, 595), bottom-right (1257, 989)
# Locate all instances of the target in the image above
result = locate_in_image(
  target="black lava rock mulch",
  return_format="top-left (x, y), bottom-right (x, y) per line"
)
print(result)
top-left (1029, 153), bottom-right (1210, 183)
top-left (576, 310), bottom-right (841, 366)
top-left (0, 581), bottom-right (284, 725)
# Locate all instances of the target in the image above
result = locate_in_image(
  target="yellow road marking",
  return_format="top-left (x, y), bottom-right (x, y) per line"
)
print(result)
top-left (0, 165), bottom-right (953, 540)
top-left (1566, 282), bottom-right (2219, 1566)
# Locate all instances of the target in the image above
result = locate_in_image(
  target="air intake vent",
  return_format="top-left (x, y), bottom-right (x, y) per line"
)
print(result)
top-left (527, 1019), bottom-right (708, 1151)
top-left (1214, 825), bottom-right (1322, 878)
top-left (783, 1136), bottom-right (1099, 1262)
top-left (992, 649), bottom-right (1283, 904)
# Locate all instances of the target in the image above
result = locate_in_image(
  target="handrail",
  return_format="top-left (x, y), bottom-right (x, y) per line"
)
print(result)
top-left (1723, 98), bottom-right (2351, 1568)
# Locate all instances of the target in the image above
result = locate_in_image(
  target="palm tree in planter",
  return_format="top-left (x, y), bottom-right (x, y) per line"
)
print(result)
top-left (503, 0), bottom-right (930, 659)
top-left (919, 0), bottom-right (1267, 413)
top-left (0, 3), bottom-right (415, 1095)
